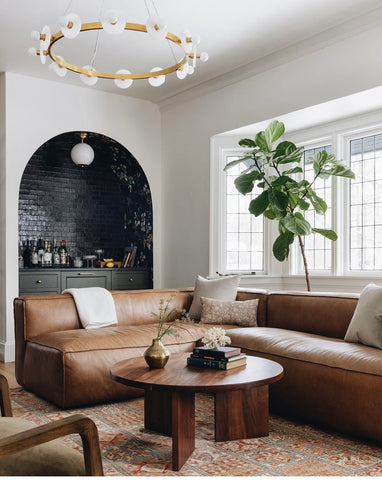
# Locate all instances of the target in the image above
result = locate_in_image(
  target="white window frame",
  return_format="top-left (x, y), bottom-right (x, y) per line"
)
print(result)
top-left (341, 124), bottom-right (382, 277)
top-left (211, 108), bottom-right (382, 290)
top-left (210, 136), bottom-right (280, 280)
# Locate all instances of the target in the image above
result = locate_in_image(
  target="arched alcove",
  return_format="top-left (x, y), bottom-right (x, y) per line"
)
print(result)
top-left (18, 131), bottom-right (153, 269)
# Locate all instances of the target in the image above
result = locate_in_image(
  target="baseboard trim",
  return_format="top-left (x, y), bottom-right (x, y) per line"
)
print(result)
top-left (0, 341), bottom-right (15, 363)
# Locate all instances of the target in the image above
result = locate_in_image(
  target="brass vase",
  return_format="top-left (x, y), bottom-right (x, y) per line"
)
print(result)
top-left (144, 338), bottom-right (170, 368)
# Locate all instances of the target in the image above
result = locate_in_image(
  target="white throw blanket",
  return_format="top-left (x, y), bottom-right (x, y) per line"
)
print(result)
top-left (63, 287), bottom-right (118, 329)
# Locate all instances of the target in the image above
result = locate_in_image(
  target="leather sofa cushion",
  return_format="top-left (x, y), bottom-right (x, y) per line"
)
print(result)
top-left (228, 327), bottom-right (382, 376)
top-left (29, 322), bottom-right (237, 353)
top-left (266, 292), bottom-right (359, 338)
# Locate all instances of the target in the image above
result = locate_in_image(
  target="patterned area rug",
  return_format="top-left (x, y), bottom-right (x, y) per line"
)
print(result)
top-left (10, 388), bottom-right (382, 476)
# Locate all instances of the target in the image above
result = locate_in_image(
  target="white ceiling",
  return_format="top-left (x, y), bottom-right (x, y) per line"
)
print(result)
top-left (0, 0), bottom-right (381, 104)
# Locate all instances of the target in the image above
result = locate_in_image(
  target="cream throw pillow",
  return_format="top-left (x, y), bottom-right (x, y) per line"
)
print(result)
top-left (200, 297), bottom-right (259, 327)
top-left (344, 283), bottom-right (382, 349)
top-left (188, 275), bottom-right (241, 320)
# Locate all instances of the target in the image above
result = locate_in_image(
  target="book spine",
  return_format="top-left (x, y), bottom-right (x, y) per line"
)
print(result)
top-left (190, 353), bottom-right (245, 362)
top-left (192, 348), bottom-right (240, 360)
top-left (187, 356), bottom-right (231, 370)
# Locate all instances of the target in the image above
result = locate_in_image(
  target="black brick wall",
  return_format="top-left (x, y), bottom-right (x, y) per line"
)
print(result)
top-left (18, 131), bottom-right (153, 267)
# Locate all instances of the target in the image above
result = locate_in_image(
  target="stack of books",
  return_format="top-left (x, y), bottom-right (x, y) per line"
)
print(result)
top-left (187, 346), bottom-right (247, 370)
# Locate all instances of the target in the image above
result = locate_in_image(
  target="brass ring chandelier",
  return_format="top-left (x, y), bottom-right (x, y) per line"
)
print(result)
top-left (28, 3), bottom-right (209, 89)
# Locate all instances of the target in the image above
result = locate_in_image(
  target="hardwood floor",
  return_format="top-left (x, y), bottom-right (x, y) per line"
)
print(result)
top-left (0, 362), bottom-right (18, 389)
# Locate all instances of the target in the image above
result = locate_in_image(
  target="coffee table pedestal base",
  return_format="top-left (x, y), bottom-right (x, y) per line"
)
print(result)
top-left (215, 385), bottom-right (269, 441)
top-left (144, 385), bottom-right (269, 471)
top-left (145, 390), bottom-right (195, 471)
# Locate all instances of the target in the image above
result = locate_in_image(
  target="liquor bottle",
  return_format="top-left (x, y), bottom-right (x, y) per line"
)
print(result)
top-left (23, 240), bottom-right (31, 268)
top-left (18, 241), bottom-right (24, 268)
top-left (43, 243), bottom-right (52, 267)
top-left (66, 251), bottom-right (72, 267)
top-left (37, 237), bottom-right (44, 267)
top-left (58, 240), bottom-right (67, 265)
top-left (52, 238), bottom-right (60, 266)
top-left (30, 245), bottom-right (38, 266)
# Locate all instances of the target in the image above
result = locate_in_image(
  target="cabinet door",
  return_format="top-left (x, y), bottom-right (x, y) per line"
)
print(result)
top-left (61, 271), bottom-right (111, 290)
top-left (111, 270), bottom-right (152, 290)
top-left (19, 271), bottom-right (60, 295)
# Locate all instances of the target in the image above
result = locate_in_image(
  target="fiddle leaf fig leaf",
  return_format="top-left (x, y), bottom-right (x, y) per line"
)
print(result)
top-left (284, 166), bottom-right (303, 175)
top-left (268, 189), bottom-right (289, 212)
top-left (297, 198), bottom-right (310, 211)
top-left (273, 230), bottom-right (295, 261)
top-left (264, 120), bottom-right (285, 150)
top-left (224, 154), bottom-right (253, 171)
top-left (255, 131), bottom-right (269, 152)
top-left (234, 171), bottom-right (261, 195)
top-left (307, 188), bottom-right (327, 214)
top-left (281, 212), bottom-right (311, 235)
top-left (312, 228), bottom-right (338, 241)
top-left (271, 175), bottom-right (296, 188)
top-left (328, 163), bottom-right (356, 179)
top-left (263, 209), bottom-right (277, 219)
top-left (248, 190), bottom-right (269, 216)
top-left (238, 138), bottom-right (257, 148)
top-left (275, 143), bottom-right (304, 164)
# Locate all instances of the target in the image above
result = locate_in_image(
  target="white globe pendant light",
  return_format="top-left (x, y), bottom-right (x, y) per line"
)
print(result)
top-left (71, 132), bottom-right (95, 167)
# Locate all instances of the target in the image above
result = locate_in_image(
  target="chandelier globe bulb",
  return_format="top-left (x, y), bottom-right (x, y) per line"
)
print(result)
top-left (31, 30), bottom-right (40, 41)
top-left (80, 66), bottom-right (98, 86)
top-left (28, 47), bottom-right (37, 57)
top-left (200, 52), bottom-right (209, 62)
top-left (60, 13), bottom-right (81, 39)
top-left (148, 67), bottom-right (165, 87)
top-left (101, 10), bottom-right (126, 35)
top-left (114, 69), bottom-right (133, 89)
top-left (146, 16), bottom-right (168, 40)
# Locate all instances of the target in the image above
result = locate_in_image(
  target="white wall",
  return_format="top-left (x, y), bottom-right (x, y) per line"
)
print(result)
top-left (1, 72), bottom-right (161, 361)
top-left (0, 75), bottom-right (6, 355)
top-left (161, 22), bottom-right (382, 288)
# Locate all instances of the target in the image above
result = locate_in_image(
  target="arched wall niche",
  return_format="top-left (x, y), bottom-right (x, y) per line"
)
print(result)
top-left (18, 131), bottom-right (153, 269)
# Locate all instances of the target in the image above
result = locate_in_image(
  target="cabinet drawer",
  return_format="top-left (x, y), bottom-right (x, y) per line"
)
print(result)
top-left (111, 271), bottom-right (151, 290)
top-left (19, 272), bottom-right (60, 292)
top-left (61, 271), bottom-right (111, 290)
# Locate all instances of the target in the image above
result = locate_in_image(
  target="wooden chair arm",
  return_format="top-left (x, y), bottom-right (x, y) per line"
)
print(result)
top-left (0, 414), bottom-right (103, 476)
top-left (0, 375), bottom-right (12, 417)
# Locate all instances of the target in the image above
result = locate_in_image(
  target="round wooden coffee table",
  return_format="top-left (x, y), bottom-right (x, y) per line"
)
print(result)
top-left (111, 352), bottom-right (283, 471)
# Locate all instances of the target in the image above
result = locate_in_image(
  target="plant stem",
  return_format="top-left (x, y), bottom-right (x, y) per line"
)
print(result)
top-left (298, 235), bottom-right (311, 291)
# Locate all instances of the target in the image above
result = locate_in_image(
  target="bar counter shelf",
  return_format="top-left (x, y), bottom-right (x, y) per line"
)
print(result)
top-left (19, 267), bottom-right (152, 296)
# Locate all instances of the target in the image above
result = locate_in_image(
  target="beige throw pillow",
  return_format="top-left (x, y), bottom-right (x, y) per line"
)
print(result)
top-left (200, 297), bottom-right (259, 327)
top-left (188, 275), bottom-right (241, 320)
top-left (344, 283), bottom-right (382, 349)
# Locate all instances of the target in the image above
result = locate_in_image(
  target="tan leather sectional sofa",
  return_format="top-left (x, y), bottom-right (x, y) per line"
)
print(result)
top-left (14, 287), bottom-right (382, 444)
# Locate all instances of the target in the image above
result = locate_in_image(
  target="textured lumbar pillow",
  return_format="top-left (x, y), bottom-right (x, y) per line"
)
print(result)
top-left (200, 297), bottom-right (259, 327)
top-left (344, 283), bottom-right (382, 349)
top-left (188, 275), bottom-right (241, 320)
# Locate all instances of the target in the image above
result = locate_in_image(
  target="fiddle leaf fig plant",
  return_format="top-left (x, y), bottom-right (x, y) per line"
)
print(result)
top-left (224, 120), bottom-right (355, 291)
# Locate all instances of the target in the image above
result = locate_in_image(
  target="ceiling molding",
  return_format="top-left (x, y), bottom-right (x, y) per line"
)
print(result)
top-left (158, 5), bottom-right (382, 111)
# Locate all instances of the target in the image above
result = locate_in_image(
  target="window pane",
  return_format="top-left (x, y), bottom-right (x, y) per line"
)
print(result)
top-left (224, 156), bottom-right (264, 273)
top-left (226, 214), bottom-right (238, 232)
top-left (350, 133), bottom-right (382, 271)
top-left (239, 214), bottom-right (251, 232)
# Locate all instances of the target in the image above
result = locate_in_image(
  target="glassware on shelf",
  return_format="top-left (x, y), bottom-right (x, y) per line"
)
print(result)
top-left (83, 255), bottom-right (97, 268)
